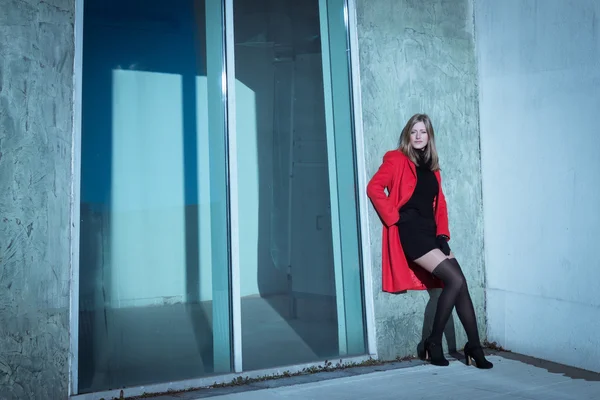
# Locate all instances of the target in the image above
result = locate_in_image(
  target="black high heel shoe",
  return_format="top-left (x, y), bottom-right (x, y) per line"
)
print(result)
top-left (419, 338), bottom-right (449, 366)
top-left (464, 342), bottom-right (493, 369)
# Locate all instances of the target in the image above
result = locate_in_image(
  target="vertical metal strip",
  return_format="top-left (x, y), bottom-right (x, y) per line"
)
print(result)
top-left (318, 0), bottom-right (348, 356)
top-left (69, 0), bottom-right (85, 394)
top-left (223, 0), bottom-right (242, 373)
top-left (286, 66), bottom-right (295, 317)
top-left (206, 0), bottom-right (231, 373)
top-left (346, 0), bottom-right (378, 357)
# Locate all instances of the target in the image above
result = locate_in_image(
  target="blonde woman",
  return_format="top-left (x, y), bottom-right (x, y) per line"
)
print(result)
top-left (367, 114), bottom-right (492, 369)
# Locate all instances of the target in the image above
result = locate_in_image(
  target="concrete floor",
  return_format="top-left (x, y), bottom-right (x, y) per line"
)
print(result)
top-left (79, 296), bottom-right (600, 399)
top-left (241, 294), bottom-right (339, 371)
top-left (141, 351), bottom-right (600, 400)
top-left (79, 295), bottom-right (340, 393)
top-left (209, 358), bottom-right (600, 400)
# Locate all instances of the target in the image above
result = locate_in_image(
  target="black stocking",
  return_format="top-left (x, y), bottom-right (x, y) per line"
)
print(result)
top-left (450, 258), bottom-right (481, 345)
top-left (429, 258), bottom-right (480, 345)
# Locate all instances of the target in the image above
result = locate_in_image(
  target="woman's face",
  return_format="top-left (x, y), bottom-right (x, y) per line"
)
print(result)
top-left (409, 121), bottom-right (429, 150)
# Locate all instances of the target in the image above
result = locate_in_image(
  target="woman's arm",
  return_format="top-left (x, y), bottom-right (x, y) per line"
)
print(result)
top-left (367, 151), bottom-right (403, 227)
top-left (435, 172), bottom-right (450, 239)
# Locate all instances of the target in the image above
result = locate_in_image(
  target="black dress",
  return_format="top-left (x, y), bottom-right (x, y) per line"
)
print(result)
top-left (397, 152), bottom-right (439, 261)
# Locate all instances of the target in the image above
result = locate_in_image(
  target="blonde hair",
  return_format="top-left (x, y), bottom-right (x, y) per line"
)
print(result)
top-left (398, 113), bottom-right (440, 171)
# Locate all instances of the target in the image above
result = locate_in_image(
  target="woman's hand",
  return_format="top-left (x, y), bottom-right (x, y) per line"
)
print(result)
top-left (436, 235), bottom-right (451, 256)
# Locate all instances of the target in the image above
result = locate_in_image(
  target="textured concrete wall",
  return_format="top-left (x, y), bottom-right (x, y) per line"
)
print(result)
top-left (356, 0), bottom-right (485, 360)
top-left (0, 0), bottom-right (74, 398)
top-left (475, 0), bottom-right (600, 373)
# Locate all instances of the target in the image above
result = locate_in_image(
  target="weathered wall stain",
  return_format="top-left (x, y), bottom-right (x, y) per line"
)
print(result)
top-left (356, 0), bottom-right (485, 360)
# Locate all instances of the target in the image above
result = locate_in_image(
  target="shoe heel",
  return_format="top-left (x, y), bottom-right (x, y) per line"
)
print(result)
top-left (418, 344), bottom-right (427, 361)
top-left (424, 339), bottom-right (450, 366)
top-left (463, 342), bottom-right (493, 369)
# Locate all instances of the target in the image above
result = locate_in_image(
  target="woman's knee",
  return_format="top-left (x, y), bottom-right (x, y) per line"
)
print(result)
top-left (449, 272), bottom-right (466, 291)
top-left (433, 258), bottom-right (467, 289)
top-left (449, 259), bottom-right (468, 289)
top-left (456, 273), bottom-right (467, 290)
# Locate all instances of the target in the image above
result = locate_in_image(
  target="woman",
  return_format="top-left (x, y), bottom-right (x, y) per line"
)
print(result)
top-left (366, 113), bottom-right (493, 369)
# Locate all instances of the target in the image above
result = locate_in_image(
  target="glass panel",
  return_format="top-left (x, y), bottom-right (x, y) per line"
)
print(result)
top-left (233, 0), bottom-right (366, 371)
top-left (319, 0), bottom-right (366, 356)
top-left (78, 0), bottom-right (231, 393)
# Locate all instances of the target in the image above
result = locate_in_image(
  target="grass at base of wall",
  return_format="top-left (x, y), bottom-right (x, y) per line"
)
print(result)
top-left (108, 342), bottom-right (505, 400)
top-left (111, 355), bottom-right (417, 400)
top-left (483, 340), bottom-right (511, 352)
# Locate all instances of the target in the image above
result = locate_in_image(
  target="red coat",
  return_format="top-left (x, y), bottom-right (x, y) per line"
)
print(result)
top-left (367, 150), bottom-right (450, 293)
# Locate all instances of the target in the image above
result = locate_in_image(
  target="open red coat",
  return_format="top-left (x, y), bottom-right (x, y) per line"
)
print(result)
top-left (367, 150), bottom-right (450, 293)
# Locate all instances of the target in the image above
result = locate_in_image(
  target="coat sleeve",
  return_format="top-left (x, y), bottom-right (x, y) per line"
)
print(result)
top-left (435, 172), bottom-right (450, 239)
top-left (367, 151), bottom-right (402, 227)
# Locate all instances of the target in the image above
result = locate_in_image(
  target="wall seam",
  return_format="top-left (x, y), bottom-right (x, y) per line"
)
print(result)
top-left (470, 0), bottom-right (489, 342)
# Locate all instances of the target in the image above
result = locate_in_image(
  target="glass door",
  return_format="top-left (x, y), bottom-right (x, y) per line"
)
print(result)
top-left (76, 0), bottom-right (366, 394)
top-left (319, 0), bottom-right (366, 356)
top-left (78, 0), bottom-right (231, 393)
top-left (232, 0), bottom-right (366, 371)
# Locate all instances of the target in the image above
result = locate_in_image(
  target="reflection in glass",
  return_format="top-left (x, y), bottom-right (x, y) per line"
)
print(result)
top-left (78, 0), bottom-right (230, 392)
top-left (234, 0), bottom-right (366, 370)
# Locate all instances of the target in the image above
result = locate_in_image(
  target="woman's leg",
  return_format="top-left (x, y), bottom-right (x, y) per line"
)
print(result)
top-left (449, 258), bottom-right (480, 345)
top-left (413, 250), bottom-right (493, 368)
top-left (450, 258), bottom-right (493, 368)
top-left (412, 249), bottom-right (463, 365)
top-left (412, 249), bottom-right (465, 344)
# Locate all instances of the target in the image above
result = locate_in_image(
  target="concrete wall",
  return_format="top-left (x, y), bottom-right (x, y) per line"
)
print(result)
top-left (475, 0), bottom-right (600, 373)
top-left (0, 0), bottom-right (74, 398)
top-left (357, 0), bottom-right (485, 360)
